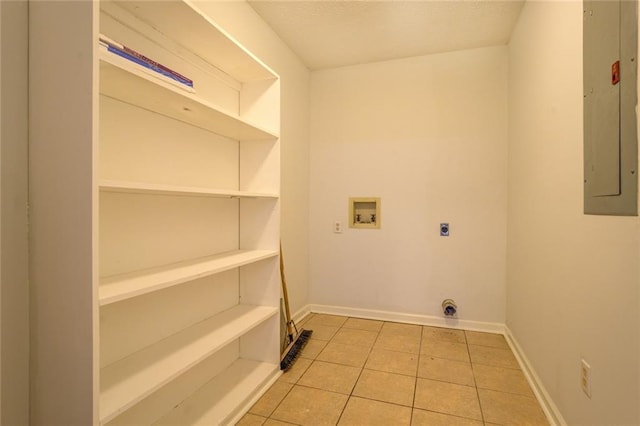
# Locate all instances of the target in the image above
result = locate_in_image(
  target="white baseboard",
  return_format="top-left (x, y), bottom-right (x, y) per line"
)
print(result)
top-left (505, 326), bottom-right (567, 426)
top-left (291, 304), bottom-right (312, 325)
top-left (226, 366), bottom-right (281, 425)
top-left (308, 304), bottom-right (505, 334)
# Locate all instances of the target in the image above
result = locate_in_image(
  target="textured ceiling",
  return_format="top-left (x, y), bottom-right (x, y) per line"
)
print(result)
top-left (248, 0), bottom-right (525, 70)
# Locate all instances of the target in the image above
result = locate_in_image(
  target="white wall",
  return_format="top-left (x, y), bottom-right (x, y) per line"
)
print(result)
top-left (507, 2), bottom-right (640, 424)
top-left (0, 0), bottom-right (29, 424)
top-left (194, 1), bottom-right (311, 315)
top-left (309, 47), bottom-right (508, 326)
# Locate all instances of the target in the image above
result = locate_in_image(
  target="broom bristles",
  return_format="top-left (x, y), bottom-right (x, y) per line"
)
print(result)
top-left (280, 329), bottom-right (313, 371)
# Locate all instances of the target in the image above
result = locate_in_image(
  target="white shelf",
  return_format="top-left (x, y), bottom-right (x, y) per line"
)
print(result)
top-left (99, 250), bottom-right (278, 306)
top-left (155, 359), bottom-right (279, 425)
top-left (99, 180), bottom-right (278, 199)
top-left (99, 49), bottom-right (278, 141)
top-left (99, 304), bottom-right (278, 424)
top-left (112, 0), bottom-right (277, 83)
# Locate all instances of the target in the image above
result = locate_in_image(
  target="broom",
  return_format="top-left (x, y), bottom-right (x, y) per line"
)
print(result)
top-left (279, 243), bottom-right (312, 371)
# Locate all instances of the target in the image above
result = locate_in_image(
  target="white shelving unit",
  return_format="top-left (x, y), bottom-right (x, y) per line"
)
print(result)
top-left (29, 1), bottom-right (280, 424)
top-left (100, 305), bottom-right (278, 423)
top-left (98, 1), bottom-right (282, 424)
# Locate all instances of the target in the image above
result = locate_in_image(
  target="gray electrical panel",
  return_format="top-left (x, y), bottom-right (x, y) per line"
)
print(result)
top-left (583, 0), bottom-right (638, 215)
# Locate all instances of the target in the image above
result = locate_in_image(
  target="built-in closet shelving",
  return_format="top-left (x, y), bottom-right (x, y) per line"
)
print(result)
top-left (30, 1), bottom-right (280, 424)
top-left (98, 1), bottom-right (281, 424)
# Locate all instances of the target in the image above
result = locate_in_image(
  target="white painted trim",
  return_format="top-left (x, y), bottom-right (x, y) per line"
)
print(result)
top-left (291, 304), bottom-right (312, 325)
top-left (308, 304), bottom-right (505, 334)
top-left (230, 306), bottom-right (310, 424)
top-left (226, 367), bottom-right (281, 425)
top-left (505, 326), bottom-right (567, 426)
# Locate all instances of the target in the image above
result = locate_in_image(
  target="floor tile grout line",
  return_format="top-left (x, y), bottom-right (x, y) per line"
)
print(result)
top-left (469, 359), bottom-right (522, 371)
top-left (467, 342), bottom-right (512, 349)
top-left (410, 324), bottom-right (424, 425)
top-left (465, 330), bottom-right (486, 424)
top-left (262, 377), bottom-right (298, 424)
top-left (334, 318), bottom-right (379, 425)
top-left (268, 332), bottom-right (333, 422)
top-left (415, 407), bottom-right (489, 424)
top-left (414, 375), bottom-right (478, 388)
top-left (474, 385), bottom-right (540, 399)
top-left (343, 392), bottom-right (416, 409)
top-left (292, 381), bottom-right (357, 397)
top-left (339, 319), bottom-right (422, 425)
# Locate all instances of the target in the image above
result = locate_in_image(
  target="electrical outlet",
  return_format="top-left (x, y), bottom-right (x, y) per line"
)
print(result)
top-left (334, 221), bottom-right (343, 233)
top-left (581, 359), bottom-right (591, 398)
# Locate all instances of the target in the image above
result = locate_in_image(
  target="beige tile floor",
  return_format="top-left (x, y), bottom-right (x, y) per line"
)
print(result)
top-left (237, 314), bottom-right (548, 426)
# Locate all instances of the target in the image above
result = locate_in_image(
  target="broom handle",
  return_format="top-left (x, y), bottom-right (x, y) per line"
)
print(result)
top-left (280, 243), bottom-right (295, 334)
